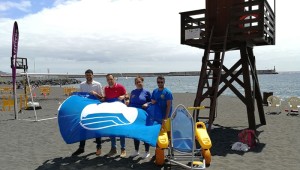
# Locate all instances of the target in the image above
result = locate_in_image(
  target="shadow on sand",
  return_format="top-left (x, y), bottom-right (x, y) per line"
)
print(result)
top-left (36, 154), bottom-right (166, 170)
top-left (36, 124), bottom-right (266, 170)
top-left (209, 124), bottom-right (266, 157)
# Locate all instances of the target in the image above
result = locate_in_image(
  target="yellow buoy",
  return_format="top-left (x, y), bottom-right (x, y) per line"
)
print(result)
top-left (157, 128), bottom-right (169, 149)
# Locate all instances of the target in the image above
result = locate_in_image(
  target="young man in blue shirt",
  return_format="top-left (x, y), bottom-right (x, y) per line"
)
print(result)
top-left (151, 75), bottom-right (173, 123)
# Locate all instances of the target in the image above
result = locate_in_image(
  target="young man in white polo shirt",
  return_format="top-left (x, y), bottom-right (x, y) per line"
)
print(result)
top-left (72, 69), bottom-right (104, 156)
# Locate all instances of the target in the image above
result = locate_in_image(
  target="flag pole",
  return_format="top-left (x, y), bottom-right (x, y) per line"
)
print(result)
top-left (11, 21), bottom-right (19, 120)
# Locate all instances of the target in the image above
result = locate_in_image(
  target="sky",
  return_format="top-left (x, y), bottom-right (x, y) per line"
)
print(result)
top-left (0, 0), bottom-right (299, 74)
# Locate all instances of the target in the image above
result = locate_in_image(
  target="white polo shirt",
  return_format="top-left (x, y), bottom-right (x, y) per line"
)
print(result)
top-left (80, 80), bottom-right (103, 96)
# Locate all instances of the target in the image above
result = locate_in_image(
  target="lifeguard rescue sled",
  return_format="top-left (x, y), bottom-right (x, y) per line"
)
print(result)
top-left (155, 104), bottom-right (212, 169)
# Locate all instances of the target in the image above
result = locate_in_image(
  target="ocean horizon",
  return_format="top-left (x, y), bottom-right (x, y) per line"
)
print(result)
top-left (1, 71), bottom-right (299, 99)
top-left (72, 71), bottom-right (300, 99)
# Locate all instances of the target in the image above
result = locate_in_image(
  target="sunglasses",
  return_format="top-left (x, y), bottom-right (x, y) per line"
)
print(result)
top-left (157, 81), bottom-right (164, 84)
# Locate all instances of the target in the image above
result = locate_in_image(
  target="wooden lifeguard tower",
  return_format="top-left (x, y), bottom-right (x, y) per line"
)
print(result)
top-left (180, 0), bottom-right (275, 130)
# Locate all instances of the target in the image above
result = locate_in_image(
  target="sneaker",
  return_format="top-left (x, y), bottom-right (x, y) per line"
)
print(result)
top-left (120, 148), bottom-right (126, 158)
top-left (150, 155), bottom-right (156, 161)
top-left (129, 150), bottom-right (139, 157)
top-left (106, 148), bottom-right (117, 157)
top-left (95, 148), bottom-right (101, 156)
top-left (72, 148), bottom-right (84, 156)
top-left (141, 152), bottom-right (150, 159)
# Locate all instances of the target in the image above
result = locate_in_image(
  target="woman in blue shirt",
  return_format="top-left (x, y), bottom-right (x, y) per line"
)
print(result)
top-left (128, 76), bottom-right (152, 159)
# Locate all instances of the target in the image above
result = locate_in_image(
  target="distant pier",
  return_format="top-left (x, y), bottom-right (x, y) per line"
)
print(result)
top-left (113, 68), bottom-right (278, 77)
top-left (0, 67), bottom-right (278, 79)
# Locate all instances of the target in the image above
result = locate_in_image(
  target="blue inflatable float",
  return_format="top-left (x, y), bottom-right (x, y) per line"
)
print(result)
top-left (58, 92), bottom-right (161, 146)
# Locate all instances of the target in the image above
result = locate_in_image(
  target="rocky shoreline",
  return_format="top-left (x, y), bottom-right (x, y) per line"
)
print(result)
top-left (0, 78), bottom-right (81, 87)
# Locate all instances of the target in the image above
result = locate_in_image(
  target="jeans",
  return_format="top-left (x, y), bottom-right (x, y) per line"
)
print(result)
top-left (134, 139), bottom-right (149, 152)
top-left (110, 137), bottom-right (125, 149)
top-left (79, 137), bottom-right (102, 149)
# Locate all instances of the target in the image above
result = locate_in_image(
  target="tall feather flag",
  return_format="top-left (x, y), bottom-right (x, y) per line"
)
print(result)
top-left (11, 21), bottom-right (19, 119)
top-left (58, 93), bottom-right (161, 146)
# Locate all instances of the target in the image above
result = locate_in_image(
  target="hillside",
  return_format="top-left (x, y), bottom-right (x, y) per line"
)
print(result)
top-left (0, 71), bottom-right (8, 75)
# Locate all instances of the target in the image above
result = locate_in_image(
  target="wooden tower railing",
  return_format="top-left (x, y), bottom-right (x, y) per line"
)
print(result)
top-left (180, 0), bottom-right (274, 130)
top-left (180, 0), bottom-right (275, 49)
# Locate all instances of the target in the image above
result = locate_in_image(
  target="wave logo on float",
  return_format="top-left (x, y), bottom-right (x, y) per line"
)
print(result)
top-left (80, 102), bottom-right (138, 130)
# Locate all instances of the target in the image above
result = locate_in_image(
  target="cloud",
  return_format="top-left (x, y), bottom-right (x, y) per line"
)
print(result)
top-left (0, 0), bottom-right (31, 12)
top-left (53, 0), bottom-right (80, 6)
top-left (0, 0), bottom-right (299, 74)
top-left (1, 0), bottom-right (204, 73)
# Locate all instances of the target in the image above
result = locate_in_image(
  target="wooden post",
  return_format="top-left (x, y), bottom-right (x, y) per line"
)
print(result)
top-left (240, 44), bottom-right (256, 130)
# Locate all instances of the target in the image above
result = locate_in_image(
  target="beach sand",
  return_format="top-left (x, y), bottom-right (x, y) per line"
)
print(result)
top-left (0, 87), bottom-right (299, 170)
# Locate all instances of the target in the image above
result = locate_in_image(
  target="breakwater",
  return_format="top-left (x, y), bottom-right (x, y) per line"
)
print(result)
top-left (0, 78), bottom-right (81, 87)
top-left (113, 69), bottom-right (278, 77)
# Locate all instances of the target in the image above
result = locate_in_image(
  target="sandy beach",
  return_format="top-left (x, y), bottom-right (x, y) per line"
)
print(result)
top-left (0, 87), bottom-right (299, 170)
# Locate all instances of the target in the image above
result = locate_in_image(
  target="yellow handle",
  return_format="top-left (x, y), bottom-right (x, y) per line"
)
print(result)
top-left (187, 106), bottom-right (205, 110)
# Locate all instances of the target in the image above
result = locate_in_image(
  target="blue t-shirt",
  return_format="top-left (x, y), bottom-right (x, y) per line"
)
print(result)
top-left (129, 88), bottom-right (151, 109)
top-left (151, 87), bottom-right (173, 118)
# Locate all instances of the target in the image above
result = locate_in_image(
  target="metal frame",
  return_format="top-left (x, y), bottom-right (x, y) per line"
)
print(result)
top-left (167, 104), bottom-right (206, 169)
top-left (18, 72), bottom-right (57, 122)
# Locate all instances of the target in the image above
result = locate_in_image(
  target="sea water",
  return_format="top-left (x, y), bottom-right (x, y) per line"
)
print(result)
top-left (76, 71), bottom-right (300, 99)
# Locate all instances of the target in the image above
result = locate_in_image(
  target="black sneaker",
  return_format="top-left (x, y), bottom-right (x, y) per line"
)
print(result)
top-left (106, 148), bottom-right (117, 157)
top-left (72, 148), bottom-right (84, 156)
